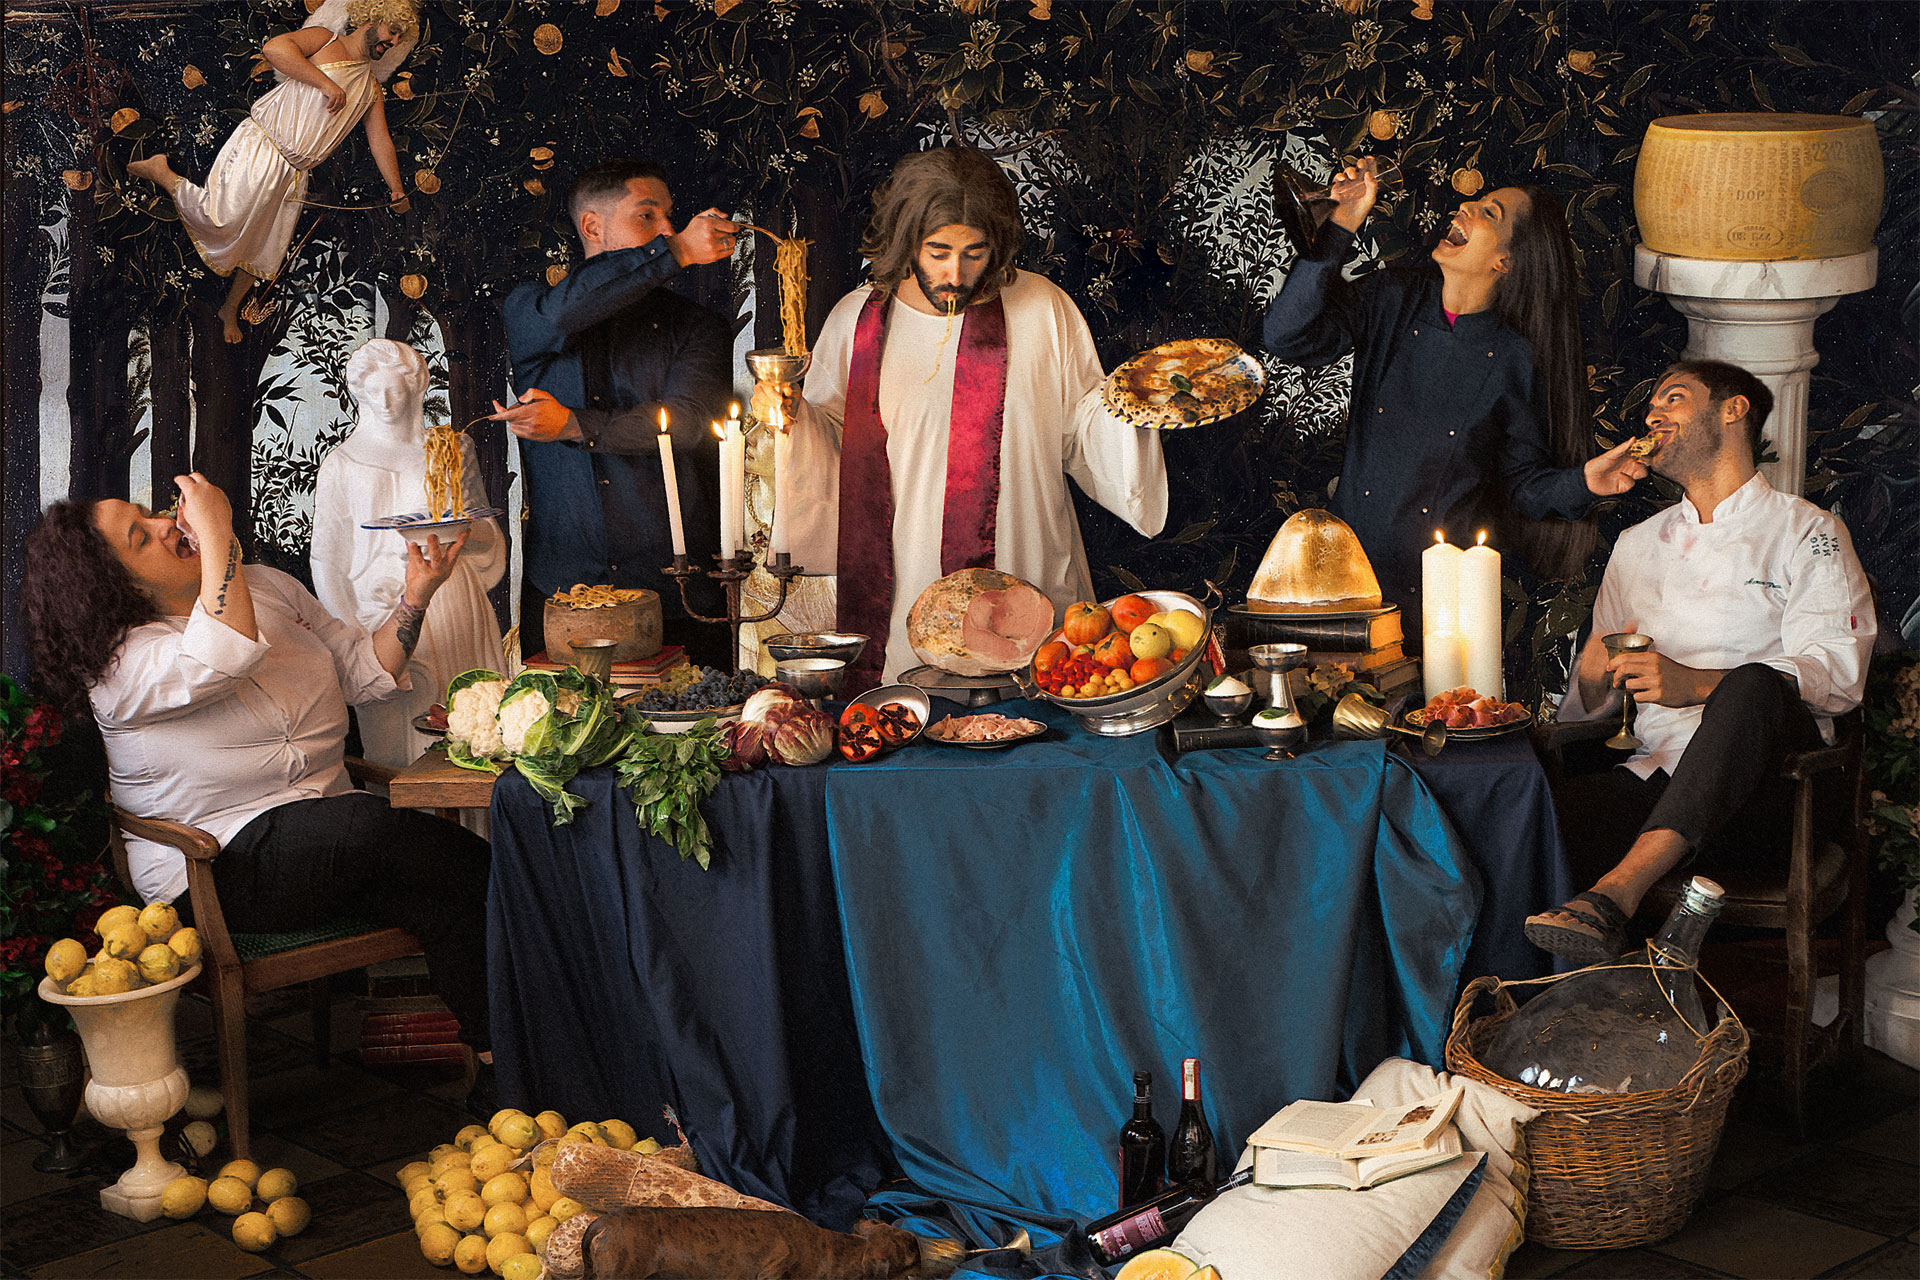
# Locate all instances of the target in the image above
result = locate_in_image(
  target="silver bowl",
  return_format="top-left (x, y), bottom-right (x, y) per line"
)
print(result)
top-left (763, 631), bottom-right (869, 668)
top-left (1015, 589), bottom-right (1215, 737)
top-left (1202, 675), bottom-right (1255, 720)
top-left (775, 657), bottom-right (848, 703)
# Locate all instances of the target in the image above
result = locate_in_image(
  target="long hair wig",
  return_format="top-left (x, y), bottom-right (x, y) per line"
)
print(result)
top-left (22, 500), bottom-right (162, 709)
top-left (860, 147), bottom-right (1024, 300)
top-left (1491, 185), bottom-right (1598, 580)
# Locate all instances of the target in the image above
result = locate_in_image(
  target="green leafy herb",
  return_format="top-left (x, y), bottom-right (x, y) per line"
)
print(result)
top-left (612, 720), bottom-right (730, 870)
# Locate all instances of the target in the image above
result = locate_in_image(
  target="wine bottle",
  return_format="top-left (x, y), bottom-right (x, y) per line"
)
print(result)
top-left (1485, 876), bottom-right (1727, 1094)
top-left (1084, 1169), bottom-right (1254, 1266)
top-left (1117, 1070), bottom-right (1166, 1208)
top-left (1168, 1057), bottom-right (1217, 1186)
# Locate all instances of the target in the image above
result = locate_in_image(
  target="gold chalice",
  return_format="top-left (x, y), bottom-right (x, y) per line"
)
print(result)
top-left (1331, 692), bottom-right (1446, 757)
top-left (1601, 632), bottom-right (1654, 750)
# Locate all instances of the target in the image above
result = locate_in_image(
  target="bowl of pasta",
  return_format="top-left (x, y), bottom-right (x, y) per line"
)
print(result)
top-left (360, 507), bottom-right (504, 549)
top-left (543, 583), bottom-right (663, 665)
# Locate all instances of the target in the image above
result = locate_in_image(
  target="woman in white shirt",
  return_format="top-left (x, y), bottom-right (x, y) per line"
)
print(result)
top-left (22, 474), bottom-right (499, 1107)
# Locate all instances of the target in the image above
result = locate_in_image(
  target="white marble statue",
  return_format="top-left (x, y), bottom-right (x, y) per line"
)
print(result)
top-left (312, 339), bottom-right (506, 769)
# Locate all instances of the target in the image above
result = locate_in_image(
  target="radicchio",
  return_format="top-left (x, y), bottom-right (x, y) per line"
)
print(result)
top-left (721, 719), bottom-right (770, 772)
top-left (764, 704), bottom-right (835, 767)
top-left (741, 682), bottom-right (808, 725)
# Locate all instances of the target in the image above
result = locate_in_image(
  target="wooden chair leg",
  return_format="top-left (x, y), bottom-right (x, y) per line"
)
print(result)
top-left (211, 968), bottom-right (253, 1161)
top-left (308, 977), bottom-right (333, 1069)
top-left (1783, 779), bottom-right (1815, 1142)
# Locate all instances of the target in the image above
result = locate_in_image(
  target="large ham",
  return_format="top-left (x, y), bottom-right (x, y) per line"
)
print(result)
top-left (906, 568), bottom-right (1055, 676)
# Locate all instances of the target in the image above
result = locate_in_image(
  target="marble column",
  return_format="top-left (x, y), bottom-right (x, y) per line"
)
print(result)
top-left (1632, 246), bottom-right (1877, 496)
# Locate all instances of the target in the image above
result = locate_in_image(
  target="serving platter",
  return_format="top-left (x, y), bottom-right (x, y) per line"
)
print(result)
top-left (922, 715), bottom-right (1048, 750)
top-left (411, 709), bottom-right (449, 737)
top-left (361, 507), bottom-right (504, 532)
top-left (1101, 340), bottom-right (1265, 429)
top-left (635, 704), bottom-right (744, 734)
top-left (1404, 706), bottom-right (1534, 740)
top-left (848, 684), bottom-right (931, 749)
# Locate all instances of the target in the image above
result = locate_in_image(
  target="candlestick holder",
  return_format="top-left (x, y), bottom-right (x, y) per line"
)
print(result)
top-left (662, 550), bottom-right (806, 672)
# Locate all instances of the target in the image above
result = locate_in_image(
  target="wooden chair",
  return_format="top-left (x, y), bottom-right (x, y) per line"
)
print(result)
top-left (1536, 710), bottom-right (1870, 1137)
top-left (105, 758), bottom-right (425, 1159)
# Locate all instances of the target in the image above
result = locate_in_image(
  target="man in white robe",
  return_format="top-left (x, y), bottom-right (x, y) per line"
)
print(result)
top-left (768, 147), bottom-right (1168, 686)
top-left (312, 339), bottom-right (506, 770)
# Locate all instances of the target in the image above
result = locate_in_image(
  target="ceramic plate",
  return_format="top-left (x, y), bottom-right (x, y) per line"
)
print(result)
top-left (1404, 706), bottom-right (1534, 740)
top-left (922, 714), bottom-right (1049, 750)
top-left (361, 507), bottom-right (504, 532)
top-left (1102, 342), bottom-right (1265, 429)
top-left (635, 704), bottom-right (743, 734)
top-left (849, 685), bottom-right (931, 748)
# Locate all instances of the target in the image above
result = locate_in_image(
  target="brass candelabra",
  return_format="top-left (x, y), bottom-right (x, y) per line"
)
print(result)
top-left (661, 550), bottom-right (805, 673)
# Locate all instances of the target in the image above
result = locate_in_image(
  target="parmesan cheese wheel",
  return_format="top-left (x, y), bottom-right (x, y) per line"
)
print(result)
top-left (1634, 113), bottom-right (1883, 261)
top-left (906, 568), bottom-right (1055, 676)
top-left (1247, 509), bottom-right (1383, 612)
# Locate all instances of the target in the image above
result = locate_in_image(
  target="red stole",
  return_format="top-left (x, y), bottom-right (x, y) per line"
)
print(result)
top-left (836, 287), bottom-right (1010, 692)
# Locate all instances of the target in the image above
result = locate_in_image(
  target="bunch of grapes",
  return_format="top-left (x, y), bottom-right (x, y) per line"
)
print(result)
top-left (636, 666), bottom-right (769, 712)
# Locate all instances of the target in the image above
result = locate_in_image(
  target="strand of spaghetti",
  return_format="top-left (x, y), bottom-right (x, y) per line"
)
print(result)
top-left (423, 425), bottom-right (465, 521)
top-left (776, 235), bottom-right (810, 358)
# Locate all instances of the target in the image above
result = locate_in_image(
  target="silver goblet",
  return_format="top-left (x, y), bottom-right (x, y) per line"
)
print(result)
top-left (1601, 632), bottom-right (1654, 750)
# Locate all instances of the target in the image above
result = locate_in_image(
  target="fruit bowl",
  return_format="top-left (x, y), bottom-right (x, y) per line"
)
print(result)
top-left (1014, 589), bottom-right (1215, 737)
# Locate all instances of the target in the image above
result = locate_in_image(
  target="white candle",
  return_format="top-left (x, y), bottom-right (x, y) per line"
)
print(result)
top-left (713, 421), bottom-right (737, 555)
top-left (1421, 531), bottom-right (1462, 699)
top-left (657, 408), bottom-right (686, 558)
top-left (726, 404), bottom-right (747, 555)
top-left (769, 397), bottom-right (791, 556)
top-left (1459, 530), bottom-right (1504, 698)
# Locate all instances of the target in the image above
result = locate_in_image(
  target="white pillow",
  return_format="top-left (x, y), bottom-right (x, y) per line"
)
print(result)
top-left (1170, 1059), bottom-right (1536, 1280)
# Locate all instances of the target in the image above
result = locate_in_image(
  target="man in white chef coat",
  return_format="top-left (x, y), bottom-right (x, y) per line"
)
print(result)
top-left (764, 146), bottom-right (1168, 689)
top-left (1526, 361), bottom-right (1877, 964)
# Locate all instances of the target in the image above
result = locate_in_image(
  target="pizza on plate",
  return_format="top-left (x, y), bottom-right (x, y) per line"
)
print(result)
top-left (1104, 338), bottom-right (1264, 428)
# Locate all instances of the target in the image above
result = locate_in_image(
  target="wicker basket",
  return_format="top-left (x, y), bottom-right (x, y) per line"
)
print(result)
top-left (1444, 973), bottom-right (1749, 1250)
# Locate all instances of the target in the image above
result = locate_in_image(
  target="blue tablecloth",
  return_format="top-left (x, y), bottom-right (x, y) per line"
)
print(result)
top-left (824, 698), bottom-right (1482, 1240)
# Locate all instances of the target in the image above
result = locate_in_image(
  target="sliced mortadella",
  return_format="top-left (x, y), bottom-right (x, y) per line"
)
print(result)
top-left (906, 567), bottom-right (1056, 677)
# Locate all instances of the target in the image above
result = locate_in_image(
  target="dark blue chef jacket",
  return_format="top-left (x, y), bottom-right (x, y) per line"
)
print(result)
top-left (1262, 224), bottom-right (1595, 612)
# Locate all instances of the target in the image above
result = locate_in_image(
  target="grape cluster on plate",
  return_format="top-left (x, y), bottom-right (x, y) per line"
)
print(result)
top-left (635, 666), bottom-right (768, 712)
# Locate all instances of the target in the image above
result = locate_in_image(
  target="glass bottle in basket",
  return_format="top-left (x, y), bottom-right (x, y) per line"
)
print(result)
top-left (1484, 876), bottom-right (1726, 1094)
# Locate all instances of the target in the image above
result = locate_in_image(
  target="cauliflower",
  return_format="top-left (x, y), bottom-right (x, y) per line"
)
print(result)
top-left (447, 679), bottom-right (508, 758)
top-left (498, 688), bottom-right (554, 756)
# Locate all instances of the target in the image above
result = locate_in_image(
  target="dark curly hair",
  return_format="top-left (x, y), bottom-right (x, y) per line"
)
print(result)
top-left (22, 499), bottom-right (161, 709)
top-left (860, 146), bottom-right (1024, 300)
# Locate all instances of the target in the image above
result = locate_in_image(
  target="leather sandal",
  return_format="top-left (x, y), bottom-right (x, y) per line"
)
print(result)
top-left (1524, 891), bottom-right (1630, 966)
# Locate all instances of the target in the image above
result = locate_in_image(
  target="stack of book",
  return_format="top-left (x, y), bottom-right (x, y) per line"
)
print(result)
top-left (1228, 606), bottom-right (1420, 702)
top-left (523, 644), bottom-right (690, 688)
top-left (359, 957), bottom-right (464, 1066)
top-left (1247, 1084), bottom-right (1465, 1191)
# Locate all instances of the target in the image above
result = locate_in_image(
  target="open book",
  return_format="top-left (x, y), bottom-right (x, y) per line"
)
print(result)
top-left (1254, 1125), bottom-right (1467, 1191)
top-left (1247, 1084), bottom-right (1464, 1160)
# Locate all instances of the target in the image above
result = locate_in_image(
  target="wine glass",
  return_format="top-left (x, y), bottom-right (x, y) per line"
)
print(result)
top-left (1273, 159), bottom-right (1404, 254)
top-left (1601, 632), bottom-right (1654, 750)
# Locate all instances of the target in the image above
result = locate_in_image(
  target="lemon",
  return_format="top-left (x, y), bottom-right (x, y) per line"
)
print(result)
top-left (500, 1252), bottom-right (543, 1280)
top-left (523, 1213), bottom-right (557, 1252)
top-left (548, 1196), bottom-right (584, 1222)
top-left (45, 938), bottom-right (87, 984)
top-left (181, 1120), bottom-right (218, 1157)
top-left (453, 1232), bottom-right (490, 1274)
top-left (232, 1210), bottom-right (277, 1252)
top-left (480, 1172), bottom-right (527, 1208)
top-left (219, 1158), bottom-right (262, 1189)
top-left (487, 1109), bottom-right (528, 1137)
top-left (137, 943), bottom-right (182, 985)
top-left (528, 1166), bottom-right (559, 1212)
top-left (435, 1168), bottom-right (480, 1198)
top-left (493, 1113), bottom-right (540, 1151)
top-left (95, 904), bottom-right (141, 937)
top-left (397, 1160), bottom-right (434, 1190)
top-left (416, 1205), bottom-right (450, 1235)
top-left (266, 1195), bottom-right (310, 1237)
top-left (443, 1190), bottom-right (487, 1232)
top-left (160, 1175), bottom-right (208, 1219)
top-left (432, 1147), bottom-right (474, 1174)
top-left (101, 922), bottom-right (149, 961)
top-left (164, 926), bottom-right (202, 967)
top-left (419, 1222), bottom-right (461, 1265)
top-left (485, 1232), bottom-right (532, 1275)
top-left (428, 1142), bottom-right (461, 1165)
top-left (1155, 609), bottom-right (1207, 652)
top-left (455, 1122), bottom-right (491, 1151)
top-left (598, 1119), bottom-right (637, 1150)
top-left (409, 1184), bottom-right (444, 1218)
top-left (556, 1132), bottom-right (590, 1147)
top-left (482, 1200), bottom-right (527, 1238)
top-left (137, 902), bottom-right (181, 943)
top-left (207, 1175), bottom-right (254, 1215)
top-left (256, 1168), bottom-right (297, 1201)
top-left (634, 1137), bottom-right (662, 1155)
top-left (90, 957), bottom-right (137, 995)
top-left (469, 1142), bottom-right (515, 1182)
top-left (63, 971), bottom-right (98, 998)
top-left (533, 1110), bottom-right (568, 1141)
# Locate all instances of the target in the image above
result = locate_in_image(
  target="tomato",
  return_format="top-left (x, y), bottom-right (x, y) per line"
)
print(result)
top-left (1110, 594), bottom-right (1155, 634)
top-left (1092, 630), bottom-right (1134, 669)
top-left (1062, 602), bottom-right (1112, 646)
top-left (1033, 641), bottom-right (1071, 674)
top-left (1130, 656), bottom-right (1173, 684)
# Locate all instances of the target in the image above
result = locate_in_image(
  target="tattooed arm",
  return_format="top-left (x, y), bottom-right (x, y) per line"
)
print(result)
top-left (176, 472), bottom-right (257, 642)
top-left (370, 531), bottom-right (468, 680)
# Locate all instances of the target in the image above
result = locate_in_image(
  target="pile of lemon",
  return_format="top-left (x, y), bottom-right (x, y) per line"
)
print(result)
top-left (43, 903), bottom-right (201, 997)
top-left (161, 1159), bottom-right (310, 1253)
top-left (403, 1107), bottom-right (655, 1277)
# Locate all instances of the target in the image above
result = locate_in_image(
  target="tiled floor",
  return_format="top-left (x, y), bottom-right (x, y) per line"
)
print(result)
top-left (2, 984), bottom-right (1914, 1280)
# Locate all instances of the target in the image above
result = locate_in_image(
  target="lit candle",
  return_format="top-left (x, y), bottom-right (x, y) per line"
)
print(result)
top-left (657, 407), bottom-right (686, 558)
top-left (726, 403), bottom-right (747, 555)
top-left (1459, 530), bottom-right (1504, 698)
top-left (1421, 531), bottom-right (1466, 699)
top-left (769, 396), bottom-right (791, 556)
top-left (713, 421), bottom-right (738, 555)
